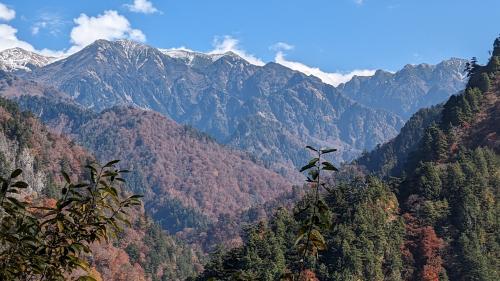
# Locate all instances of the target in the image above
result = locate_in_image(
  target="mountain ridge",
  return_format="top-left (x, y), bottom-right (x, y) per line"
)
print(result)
top-left (24, 39), bottom-right (406, 170)
top-left (0, 47), bottom-right (55, 72)
top-left (1, 40), bottom-right (467, 172)
top-left (338, 57), bottom-right (467, 119)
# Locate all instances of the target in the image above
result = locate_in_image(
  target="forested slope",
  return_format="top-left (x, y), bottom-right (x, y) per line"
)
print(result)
top-left (0, 97), bottom-right (204, 280)
top-left (194, 37), bottom-right (500, 281)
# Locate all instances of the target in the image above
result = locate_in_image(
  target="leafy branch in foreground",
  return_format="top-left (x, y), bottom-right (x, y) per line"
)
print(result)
top-left (0, 160), bottom-right (142, 281)
top-left (294, 146), bottom-right (338, 276)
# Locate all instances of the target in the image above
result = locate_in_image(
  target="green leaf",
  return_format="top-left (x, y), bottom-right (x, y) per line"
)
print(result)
top-left (57, 220), bottom-right (64, 232)
top-left (321, 161), bottom-right (338, 171)
top-left (309, 169), bottom-right (319, 180)
top-left (294, 226), bottom-right (308, 246)
top-left (320, 148), bottom-right (337, 154)
top-left (308, 157), bottom-right (319, 165)
top-left (305, 145), bottom-right (318, 152)
top-left (85, 164), bottom-right (97, 173)
top-left (309, 229), bottom-right (326, 250)
top-left (300, 163), bottom-right (316, 172)
top-left (104, 160), bottom-right (120, 167)
top-left (11, 181), bottom-right (28, 189)
top-left (10, 169), bottom-right (22, 179)
top-left (7, 196), bottom-right (26, 209)
top-left (61, 171), bottom-right (71, 183)
top-left (73, 183), bottom-right (88, 188)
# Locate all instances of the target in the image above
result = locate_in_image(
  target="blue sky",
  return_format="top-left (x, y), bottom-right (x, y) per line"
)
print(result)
top-left (0, 0), bottom-right (498, 85)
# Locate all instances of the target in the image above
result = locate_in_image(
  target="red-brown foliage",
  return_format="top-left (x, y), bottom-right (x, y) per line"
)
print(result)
top-left (77, 106), bottom-right (293, 221)
top-left (0, 101), bottom-right (201, 280)
top-left (299, 269), bottom-right (319, 281)
top-left (402, 212), bottom-right (444, 281)
top-left (420, 226), bottom-right (444, 281)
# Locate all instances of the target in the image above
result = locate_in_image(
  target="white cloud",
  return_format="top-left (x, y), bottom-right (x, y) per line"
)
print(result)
top-left (0, 24), bottom-right (35, 51)
top-left (354, 0), bottom-right (364, 5)
top-left (68, 10), bottom-right (146, 53)
top-left (0, 2), bottom-right (15, 21)
top-left (209, 35), bottom-right (264, 66)
top-left (270, 42), bottom-right (294, 51)
top-left (0, 21), bottom-right (65, 57)
top-left (0, 24), bottom-right (65, 57)
top-left (167, 37), bottom-right (373, 85)
top-left (125, 0), bottom-right (161, 14)
top-left (275, 51), bottom-right (375, 86)
top-left (0, 9), bottom-right (146, 59)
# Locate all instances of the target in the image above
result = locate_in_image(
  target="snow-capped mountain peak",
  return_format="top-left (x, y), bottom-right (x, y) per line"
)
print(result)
top-left (0, 48), bottom-right (55, 72)
top-left (159, 48), bottom-right (243, 66)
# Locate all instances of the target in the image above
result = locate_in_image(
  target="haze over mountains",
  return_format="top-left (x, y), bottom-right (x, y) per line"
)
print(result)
top-left (0, 39), bottom-right (467, 170)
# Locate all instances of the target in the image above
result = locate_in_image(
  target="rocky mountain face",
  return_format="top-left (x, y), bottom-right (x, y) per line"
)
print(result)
top-left (0, 97), bottom-right (204, 280)
top-left (0, 70), bottom-right (69, 100)
top-left (3, 39), bottom-right (466, 172)
top-left (338, 58), bottom-right (468, 120)
top-left (17, 94), bottom-right (293, 238)
top-left (0, 97), bottom-right (90, 195)
top-left (26, 39), bottom-right (405, 169)
top-left (0, 48), bottom-right (55, 73)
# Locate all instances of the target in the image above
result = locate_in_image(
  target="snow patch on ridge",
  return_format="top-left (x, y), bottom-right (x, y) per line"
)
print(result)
top-left (0, 47), bottom-right (55, 72)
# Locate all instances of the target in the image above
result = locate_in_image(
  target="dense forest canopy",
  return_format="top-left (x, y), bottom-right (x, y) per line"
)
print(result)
top-left (195, 37), bottom-right (500, 281)
top-left (0, 15), bottom-right (498, 279)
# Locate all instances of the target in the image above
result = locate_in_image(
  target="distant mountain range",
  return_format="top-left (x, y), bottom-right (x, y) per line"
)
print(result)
top-left (0, 47), bottom-right (55, 73)
top-left (338, 58), bottom-right (468, 119)
top-left (0, 40), bottom-right (467, 171)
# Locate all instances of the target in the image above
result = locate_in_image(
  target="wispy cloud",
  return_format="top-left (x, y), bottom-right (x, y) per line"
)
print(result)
top-left (274, 51), bottom-right (375, 86)
top-left (31, 12), bottom-right (66, 36)
top-left (125, 0), bottom-right (161, 14)
top-left (0, 2), bottom-right (15, 21)
top-left (354, 0), bottom-right (364, 5)
top-left (209, 35), bottom-right (265, 66)
top-left (269, 42), bottom-right (294, 52)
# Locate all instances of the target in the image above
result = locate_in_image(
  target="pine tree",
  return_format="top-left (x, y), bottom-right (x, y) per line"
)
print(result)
top-left (416, 162), bottom-right (442, 200)
top-left (478, 72), bottom-right (491, 92)
top-left (493, 37), bottom-right (500, 56)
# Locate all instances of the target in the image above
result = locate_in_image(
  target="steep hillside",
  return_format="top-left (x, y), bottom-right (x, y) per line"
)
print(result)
top-left (27, 39), bottom-right (404, 169)
top-left (354, 105), bottom-right (443, 178)
top-left (0, 97), bottom-right (89, 194)
top-left (0, 97), bottom-right (203, 281)
top-left (0, 70), bottom-right (69, 101)
top-left (338, 58), bottom-right (467, 119)
top-left (194, 38), bottom-right (500, 281)
top-left (17, 95), bottom-right (294, 239)
top-left (392, 39), bottom-right (500, 281)
top-left (24, 102), bottom-right (292, 222)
